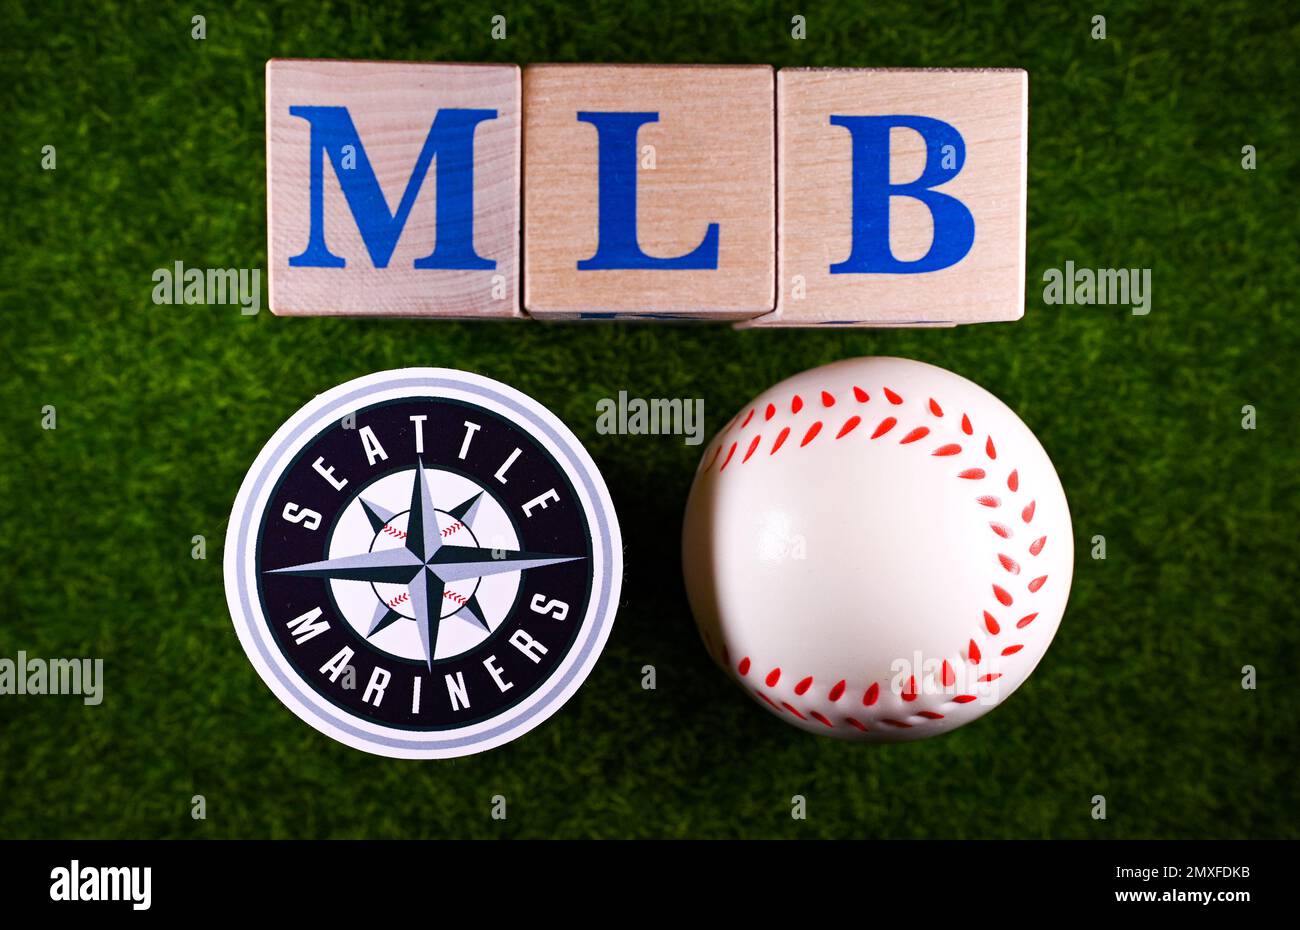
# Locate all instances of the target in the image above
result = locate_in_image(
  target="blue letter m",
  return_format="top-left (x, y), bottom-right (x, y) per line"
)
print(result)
top-left (288, 106), bottom-right (498, 270)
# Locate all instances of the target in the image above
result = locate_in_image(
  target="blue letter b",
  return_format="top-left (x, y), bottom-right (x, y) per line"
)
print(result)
top-left (829, 115), bottom-right (975, 275)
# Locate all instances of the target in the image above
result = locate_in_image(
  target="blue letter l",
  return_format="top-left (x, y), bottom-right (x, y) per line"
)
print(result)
top-left (576, 111), bottom-right (720, 271)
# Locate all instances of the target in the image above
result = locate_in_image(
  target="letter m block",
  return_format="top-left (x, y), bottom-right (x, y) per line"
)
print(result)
top-left (266, 60), bottom-right (521, 317)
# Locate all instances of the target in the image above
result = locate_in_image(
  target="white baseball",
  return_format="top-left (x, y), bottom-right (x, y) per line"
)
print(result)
top-left (682, 357), bottom-right (1073, 741)
top-left (369, 510), bottom-right (475, 619)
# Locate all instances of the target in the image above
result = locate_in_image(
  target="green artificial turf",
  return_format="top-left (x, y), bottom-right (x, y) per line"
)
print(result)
top-left (1, 0), bottom-right (1297, 839)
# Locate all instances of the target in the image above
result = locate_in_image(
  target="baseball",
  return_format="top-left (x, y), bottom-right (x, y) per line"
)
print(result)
top-left (368, 510), bottom-right (477, 621)
top-left (682, 357), bottom-right (1073, 741)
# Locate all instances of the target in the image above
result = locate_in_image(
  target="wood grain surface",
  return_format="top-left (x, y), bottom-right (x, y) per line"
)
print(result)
top-left (523, 64), bottom-right (774, 320)
top-left (267, 59), bottom-right (521, 318)
top-left (743, 67), bottom-right (1027, 328)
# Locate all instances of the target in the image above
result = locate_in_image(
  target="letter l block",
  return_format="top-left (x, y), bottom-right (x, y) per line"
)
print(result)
top-left (523, 65), bottom-right (775, 320)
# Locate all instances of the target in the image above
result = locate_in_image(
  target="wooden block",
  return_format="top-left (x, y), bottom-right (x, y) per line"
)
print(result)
top-left (523, 64), bottom-right (774, 320)
top-left (744, 68), bottom-right (1027, 328)
top-left (266, 59), bottom-right (521, 318)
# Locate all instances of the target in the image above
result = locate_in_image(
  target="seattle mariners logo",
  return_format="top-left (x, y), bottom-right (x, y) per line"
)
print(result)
top-left (225, 369), bottom-right (622, 758)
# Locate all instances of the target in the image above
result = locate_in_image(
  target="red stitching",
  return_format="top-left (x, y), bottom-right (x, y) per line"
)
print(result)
top-left (440, 520), bottom-right (465, 538)
top-left (382, 524), bottom-right (408, 540)
top-left (386, 590), bottom-right (482, 615)
top-left (705, 380), bottom-right (1049, 732)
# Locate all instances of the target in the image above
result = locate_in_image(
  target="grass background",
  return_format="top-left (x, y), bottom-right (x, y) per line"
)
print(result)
top-left (1, 0), bottom-right (1297, 839)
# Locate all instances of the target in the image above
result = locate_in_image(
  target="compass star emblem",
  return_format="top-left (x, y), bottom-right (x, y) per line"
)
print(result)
top-left (267, 460), bottom-right (582, 668)
top-left (226, 368), bottom-right (621, 758)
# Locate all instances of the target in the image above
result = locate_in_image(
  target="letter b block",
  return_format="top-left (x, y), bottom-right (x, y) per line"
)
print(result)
top-left (523, 65), bottom-right (775, 320)
top-left (266, 60), bottom-right (521, 317)
top-left (746, 68), bottom-right (1027, 327)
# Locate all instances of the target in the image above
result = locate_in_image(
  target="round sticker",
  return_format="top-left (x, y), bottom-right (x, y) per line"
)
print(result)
top-left (224, 369), bottom-right (622, 758)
